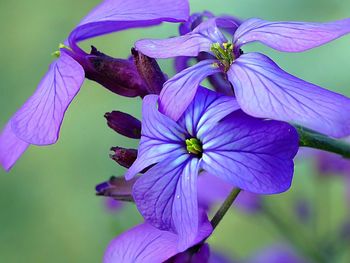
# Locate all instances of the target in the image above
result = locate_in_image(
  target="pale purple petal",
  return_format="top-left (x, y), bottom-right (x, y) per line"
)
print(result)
top-left (125, 95), bottom-right (186, 180)
top-left (133, 156), bottom-right (202, 250)
top-left (159, 60), bottom-right (221, 121)
top-left (104, 223), bottom-right (178, 263)
top-left (135, 18), bottom-right (227, 58)
top-left (201, 111), bottom-right (299, 194)
top-left (228, 52), bottom-right (350, 138)
top-left (177, 87), bottom-right (239, 138)
top-left (234, 18), bottom-right (350, 52)
top-left (69, 0), bottom-right (190, 47)
top-left (0, 120), bottom-right (29, 171)
top-left (11, 52), bottom-right (84, 145)
top-left (104, 211), bottom-right (212, 263)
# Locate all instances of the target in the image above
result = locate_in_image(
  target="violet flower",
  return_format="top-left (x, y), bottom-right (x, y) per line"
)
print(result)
top-left (136, 16), bottom-right (350, 138)
top-left (0, 0), bottom-right (190, 171)
top-left (126, 87), bottom-right (298, 249)
top-left (103, 210), bottom-right (212, 263)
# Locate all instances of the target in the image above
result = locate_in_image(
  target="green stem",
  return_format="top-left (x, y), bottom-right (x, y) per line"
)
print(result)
top-left (296, 125), bottom-right (350, 158)
top-left (211, 188), bottom-right (241, 229)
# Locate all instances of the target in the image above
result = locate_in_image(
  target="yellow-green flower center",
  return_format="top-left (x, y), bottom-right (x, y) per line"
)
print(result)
top-left (210, 42), bottom-right (235, 71)
top-left (186, 138), bottom-right (203, 156)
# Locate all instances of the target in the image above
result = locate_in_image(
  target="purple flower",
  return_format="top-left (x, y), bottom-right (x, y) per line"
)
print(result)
top-left (126, 87), bottom-right (298, 249)
top-left (103, 209), bottom-right (212, 263)
top-left (136, 16), bottom-right (350, 138)
top-left (0, 0), bottom-right (190, 171)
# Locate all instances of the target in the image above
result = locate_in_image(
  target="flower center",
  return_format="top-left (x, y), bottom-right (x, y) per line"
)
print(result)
top-left (211, 42), bottom-right (235, 72)
top-left (185, 138), bottom-right (203, 156)
top-left (52, 43), bottom-right (71, 58)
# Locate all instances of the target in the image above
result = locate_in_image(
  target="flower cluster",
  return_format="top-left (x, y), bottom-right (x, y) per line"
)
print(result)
top-left (2, 0), bottom-right (350, 262)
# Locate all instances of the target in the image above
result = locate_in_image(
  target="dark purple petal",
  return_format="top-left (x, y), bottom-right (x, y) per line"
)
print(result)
top-left (227, 52), bottom-right (350, 138)
top-left (104, 223), bottom-right (179, 263)
top-left (234, 18), bottom-right (350, 52)
top-left (201, 111), bottom-right (299, 194)
top-left (133, 156), bottom-right (202, 250)
top-left (104, 111), bottom-right (141, 139)
top-left (69, 0), bottom-right (190, 49)
top-left (110, 147), bottom-right (138, 169)
top-left (11, 52), bottom-right (84, 145)
top-left (125, 95), bottom-right (186, 179)
top-left (135, 18), bottom-right (227, 58)
top-left (177, 87), bottom-right (239, 137)
top-left (159, 60), bottom-right (221, 121)
top-left (0, 120), bottom-right (29, 171)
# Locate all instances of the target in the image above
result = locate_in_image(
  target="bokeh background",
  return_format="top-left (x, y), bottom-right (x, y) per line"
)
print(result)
top-left (1, 0), bottom-right (350, 262)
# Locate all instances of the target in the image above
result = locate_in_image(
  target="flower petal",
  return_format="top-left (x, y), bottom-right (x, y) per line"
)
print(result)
top-left (234, 18), bottom-right (350, 52)
top-left (69, 0), bottom-right (190, 46)
top-left (159, 60), bottom-right (221, 121)
top-left (133, 156), bottom-right (202, 250)
top-left (104, 223), bottom-right (178, 263)
top-left (125, 95), bottom-right (185, 180)
top-left (227, 52), bottom-right (350, 138)
top-left (11, 52), bottom-right (84, 145)
top-left (178, 87), bottom-right (239, 138)
top-left (0, 120), bottom-right (29, 171)
top-left (135, 18), bottom-right (227, 58)
top-left (201, 111), bottom-right (299, 194)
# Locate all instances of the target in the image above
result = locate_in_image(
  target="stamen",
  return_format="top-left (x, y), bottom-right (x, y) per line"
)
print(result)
top-left (210, 42), bottom-right (235, 72)
top-left (186, 138), bottom-right (203, 156)
top-left (51, 43), bottom-right (71, 58)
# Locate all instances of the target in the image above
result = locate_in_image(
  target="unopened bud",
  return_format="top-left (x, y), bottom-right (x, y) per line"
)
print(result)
top-left (110, 147), bottom-right (137, 168)
top-left (132, 48), bottom-right (166, 95)
top-left (96, 176), bottom-right (138, 202)
top-left (84, 46), bottom-right (148, 97)
top-left (104, 111), bottom-right (141, 139)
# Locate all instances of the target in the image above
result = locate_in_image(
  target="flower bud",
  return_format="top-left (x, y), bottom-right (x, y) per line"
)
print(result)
top-left (132, 48), bottom-right (166, 95)
top-left (104, 111), bottom-right (141, 139)
top-left (96, 176), bottom-right (138, 202)
top-left (83, 46), bottom-right (148, 97)
top-left (110, 147), bottom-right (137, 168)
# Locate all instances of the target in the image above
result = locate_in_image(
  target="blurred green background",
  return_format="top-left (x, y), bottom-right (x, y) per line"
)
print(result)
top-left (1, 0), bottom-right (350, 262)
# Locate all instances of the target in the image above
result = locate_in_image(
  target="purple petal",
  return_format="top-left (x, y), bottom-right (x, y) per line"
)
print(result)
top-left (104, 223), bottom-right (179, 263)
top-left (69, 0), bottom-right (189, 47)
top-left (234, 18), bottom-right (350, 52)
top-left (135, 18), bottom-right (227, 58)
top-left (0, 120), bottom-right (29, 171)
top-left (228, 52), bottom-right (350, 138)
top-left (11, 52), bottom-right (84, 145)
top-left (104, 210), bottom-right (212, 263)
top-left (133, 156), bottom-right (202, 250)
top-left (125, 95), bottom-right (186, 180)
top-left (201, 111), bottom-right (299, 194)
top-left (159, 60), bottom-right (221, 121)
top-left (177, 87), bottom-right (239, 138)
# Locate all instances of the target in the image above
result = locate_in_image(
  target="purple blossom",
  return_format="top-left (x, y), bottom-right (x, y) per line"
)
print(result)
top-left (103, 210), bottom-right (212, 263)
top-left (0, 0), bottom-right (190, 171)
top-left (126, 87), bottom-right (298, 249)
top-left (136, 16), bottom-right (350, 138)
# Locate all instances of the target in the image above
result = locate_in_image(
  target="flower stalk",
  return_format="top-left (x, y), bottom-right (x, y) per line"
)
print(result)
top-left (211, 187), bottom-right (241, 229)
top-left (296, 125), bottom-right (350, 158)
